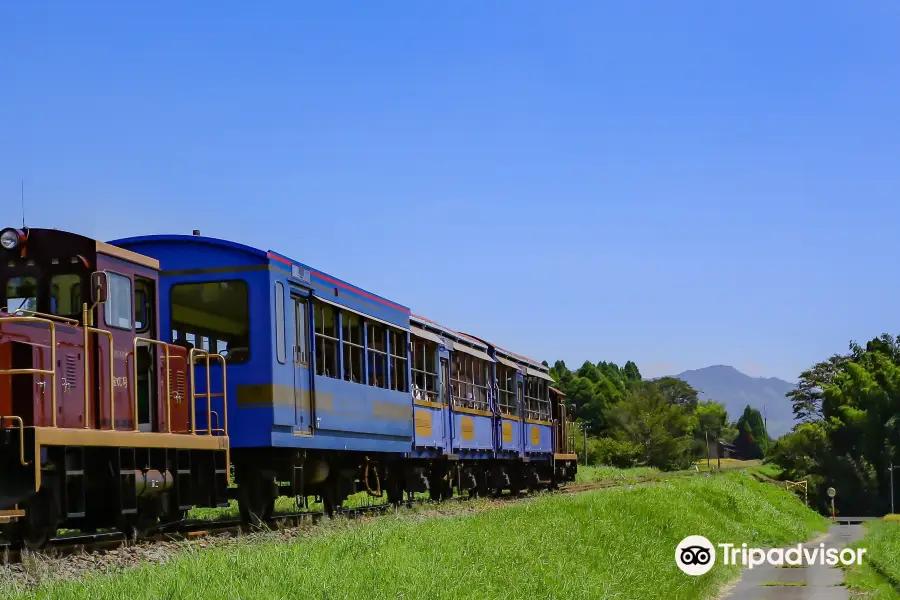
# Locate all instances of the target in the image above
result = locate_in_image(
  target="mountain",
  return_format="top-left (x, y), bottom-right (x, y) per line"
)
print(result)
top-left (670, 365), bottom-right (797, 439)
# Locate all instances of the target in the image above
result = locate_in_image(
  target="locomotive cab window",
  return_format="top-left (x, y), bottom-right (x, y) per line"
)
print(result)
top-left (170, 280), bottom-right (250, 364)
top-left (50, 274), bottom-right (82, 320)
top-left (104, 272), bottom-right (133, 330)
top-left (5, 276), bottom-right (37, 312)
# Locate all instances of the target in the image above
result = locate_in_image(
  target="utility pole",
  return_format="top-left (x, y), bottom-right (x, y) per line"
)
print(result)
top-left (891, 461), bottom-right (894, 514)
top-left (583, 424), bottom-right (588, 467)
top-left (705, 429), bottom-right (711, 471)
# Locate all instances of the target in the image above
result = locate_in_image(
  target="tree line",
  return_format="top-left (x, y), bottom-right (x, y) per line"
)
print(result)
top-left (769, 333), bottom-right (900, 515)
top-left (546, 359), bottom-right (770, 470)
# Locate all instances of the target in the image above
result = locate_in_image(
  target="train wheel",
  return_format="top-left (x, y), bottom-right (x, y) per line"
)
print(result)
top-left (236, 466), bottom-right (276, 528)
top-left (386, 482), bottom-right (404, 506)
top-left (15, 487), bottom-right (60, 550)
top-left (120, 498), bottom-right (160, 541)
top-left (321, 488), bottom-right (337, 518)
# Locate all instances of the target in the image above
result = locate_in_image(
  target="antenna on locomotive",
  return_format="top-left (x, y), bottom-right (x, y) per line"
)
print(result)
top-left (20, 179), bottom-right (26, 228)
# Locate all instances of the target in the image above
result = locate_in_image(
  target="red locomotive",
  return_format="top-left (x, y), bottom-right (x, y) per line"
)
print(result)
top-left (0, 227), bottom-right (229, 548)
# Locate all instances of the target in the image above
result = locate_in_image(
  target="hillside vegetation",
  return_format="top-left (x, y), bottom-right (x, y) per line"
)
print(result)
top-left (844, 520), bottom-right (900, 599)
top-left (550, 359), bottom-right (771, 470)
top-left (771, 334), bottom-right (900, 515)
top-left (4, 472), bottom-right (828, 600)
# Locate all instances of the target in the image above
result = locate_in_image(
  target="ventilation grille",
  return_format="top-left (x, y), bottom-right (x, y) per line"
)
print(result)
top-left (65, 354), bottom-right (78, 384)
top-left (169, 369), bottom-right (187, 401)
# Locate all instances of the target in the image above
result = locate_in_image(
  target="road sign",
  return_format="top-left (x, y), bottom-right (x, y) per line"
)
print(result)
top-left (827, 487), bottom-right (836, 498)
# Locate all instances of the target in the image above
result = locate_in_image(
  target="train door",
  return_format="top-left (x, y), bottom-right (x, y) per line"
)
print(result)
top-left (517, 374), bottom-right (526, 448)
top-left (134, 275), bottom-right (156, 431)
top-left (440, 356), bottom-right (450, 448)
top-left (292, 295), bottom-right (313, 434)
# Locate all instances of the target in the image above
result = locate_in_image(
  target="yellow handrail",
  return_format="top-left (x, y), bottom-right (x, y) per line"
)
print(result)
top-left (133, 337), bottom-right (172, 433)
top-left (187, 349), bottom-right (227, 436)
top-left (85, 327), bottom-right (115, 430)
top-left (1, 308), bottom-right (79, 326)
top-left (0, 416), bottom-right (28, 466)
top-left (0, 316), bottom-right (57, 426)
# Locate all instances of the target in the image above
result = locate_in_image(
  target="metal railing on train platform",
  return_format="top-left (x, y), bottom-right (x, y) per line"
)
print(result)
top-left (0, 311), bottom-right (228, 437)
top-left (188, 348), bottom-right (228, 436)
top-left (0, 313), bottom-right (61, 427)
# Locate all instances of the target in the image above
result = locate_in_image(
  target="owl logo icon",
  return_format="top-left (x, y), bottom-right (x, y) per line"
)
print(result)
top-left (675, 535), bottom-right (716, 576)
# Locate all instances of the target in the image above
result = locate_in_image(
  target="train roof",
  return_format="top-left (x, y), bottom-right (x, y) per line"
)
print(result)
top-left (411, 314), bottom-right (551, 379)
top-left (410, 314), bottom-right (489, 352)
top-left (109, 234), bottom-right (411, 317)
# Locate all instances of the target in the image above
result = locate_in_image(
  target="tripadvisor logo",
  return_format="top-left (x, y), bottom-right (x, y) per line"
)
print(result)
top-left (676, 535), bottom-right (716, 576)
top-left (675, 536), bottom-right (867, 575)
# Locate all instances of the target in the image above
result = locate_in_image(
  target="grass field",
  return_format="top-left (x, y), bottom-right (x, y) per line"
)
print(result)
top-left (2, 471), bottom-right (829, 600)
top-left (844, 519), bottom-right (900, 599)
top-left (574, 464), bottom-right (659, 483)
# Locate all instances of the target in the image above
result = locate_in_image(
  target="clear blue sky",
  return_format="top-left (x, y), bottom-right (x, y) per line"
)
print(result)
top-left (3, 2), bottom-right (898, 382)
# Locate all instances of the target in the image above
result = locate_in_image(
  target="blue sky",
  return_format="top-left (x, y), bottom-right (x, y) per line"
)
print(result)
top-left (3, 2), bottom-right (898, 382)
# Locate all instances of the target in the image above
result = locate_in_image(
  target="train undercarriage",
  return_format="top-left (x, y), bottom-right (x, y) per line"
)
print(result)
top-left (0, 427), bottom-right (229, 549)
top-left (231, 449), bottom-right (578, 525)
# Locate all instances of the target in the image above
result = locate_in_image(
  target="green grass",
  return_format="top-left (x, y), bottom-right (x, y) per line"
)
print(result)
top-left (1, 472), bottom-right (829, 600)
top-left (844, 520), bottom-right (900, 599)
top-left (752, 463), bottom-right (783, 479)
top-left (187, 489), bottom-right (395, 521)
top-left (574, 464), bottom-right (659, 483)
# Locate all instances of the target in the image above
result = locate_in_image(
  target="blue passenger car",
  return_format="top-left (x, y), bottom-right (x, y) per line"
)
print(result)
top-left (110, 233), bottom-right (414, 517)
top-left (108, 232), bottom-right (575, 520)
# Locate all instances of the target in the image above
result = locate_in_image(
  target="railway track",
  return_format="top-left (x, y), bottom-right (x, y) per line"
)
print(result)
top-left (0, 470), bottom-right (716, 565)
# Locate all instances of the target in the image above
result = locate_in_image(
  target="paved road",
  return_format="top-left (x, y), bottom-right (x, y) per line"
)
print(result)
top-left (721, 523), bottom-right (864, 599)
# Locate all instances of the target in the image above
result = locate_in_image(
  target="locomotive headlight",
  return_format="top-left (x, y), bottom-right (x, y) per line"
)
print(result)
top-left (0, 228), bottom-right (23, 250)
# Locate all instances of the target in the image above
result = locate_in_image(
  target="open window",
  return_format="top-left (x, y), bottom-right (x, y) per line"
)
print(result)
top-left (170, 280), bottom-right (250, 364)
top-left (313, 302), bottom-right (339, 378)
top-left (4, 276), bottom-right (37, 313)
top-left (411, 337), bottom-right (439, 403)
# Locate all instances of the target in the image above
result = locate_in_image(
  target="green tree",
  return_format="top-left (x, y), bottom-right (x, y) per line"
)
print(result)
top-left (694, 400), bottom-right (729, 441)
top-left (623, 360), bottom-right (642, 382)
top-left (607, 384), bottom-right (695, 470)
top-left (576, 360), bottom-right (602, 383)
top-left (647, 376), bottom-right (700, 411)
top-left (734, 405), bottom-right (770, 459)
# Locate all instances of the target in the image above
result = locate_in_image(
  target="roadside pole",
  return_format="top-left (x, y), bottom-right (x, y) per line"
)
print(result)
top-left (583, 426), bottom-right (588, 467)
top-left (705, 429), bottom-right (711, 471)
top-left (891, 461), bottom-right (894, 514)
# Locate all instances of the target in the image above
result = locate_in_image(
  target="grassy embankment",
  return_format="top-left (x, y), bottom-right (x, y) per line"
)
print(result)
top-left (3, 471), bottom-right (828, 600)
top-left (188, 464), bottom-right (663, 521)
top-left (844, 518), bottom-right (900, 599)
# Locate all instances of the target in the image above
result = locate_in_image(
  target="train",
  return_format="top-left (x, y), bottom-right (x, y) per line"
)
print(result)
top-left (0, 225), bottom-right (577, 548)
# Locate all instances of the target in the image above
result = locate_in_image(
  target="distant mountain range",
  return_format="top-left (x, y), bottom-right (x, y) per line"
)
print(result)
top-left (668, 365), bottom-right (797, 439)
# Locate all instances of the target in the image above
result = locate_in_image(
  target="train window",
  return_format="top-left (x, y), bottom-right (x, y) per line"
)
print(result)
top-left (450, 352), bottom-right (489, 412)
top-left (275, 282), bottom-right (286, 364)
top-left (104, 272), bottom-right (133, 330)
top-left (524, 375), bottom-right (551, 421)
top-left (5, 276), bottom-right (37, 312)
top-left (366, 323), bottom-right (387, 388)
top-left (389, 329), bottom-right (407, 392)
top-left (133, 277), bottom-right (154, 334)
top-left (171, 280), bottom-right (250, 364)
top-left (411, 338), bottom-right (439, 403)
top-left (342, 312), bottom-right (363, 383)
top-left (313, 302), bottom-right (339, 378)
top-left (498, 365), bottom-right (518, 417)
top-left (50, 274), bottom-right (82, 320)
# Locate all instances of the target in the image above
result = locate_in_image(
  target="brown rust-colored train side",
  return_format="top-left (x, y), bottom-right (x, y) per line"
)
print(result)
top-left (0, 227), bottom-right (229, 547)
top-left (550, 386), bottom-right (577, 482)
